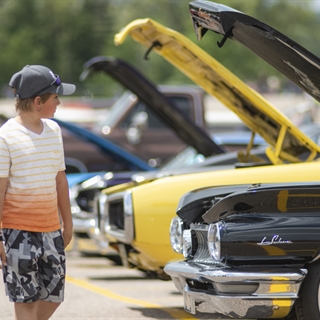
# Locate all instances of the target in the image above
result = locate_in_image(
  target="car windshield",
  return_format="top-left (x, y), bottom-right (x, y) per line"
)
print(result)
top-left (163, 123), bottom-right (320, 170)
top-left (97, 91), bottom-right (133, 128)
top-left (299, 124), bottom-right (320, 145)
top-left (95, 90), bottom-right (196, 139)
top-left (161, 147), bottom-right (206, 169)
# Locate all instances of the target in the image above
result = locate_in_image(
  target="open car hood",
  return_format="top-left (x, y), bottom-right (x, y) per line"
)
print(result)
top-left (114, 18), bottom-right (320, 164)
top-left (189, 1), bottom-right (320, 103)
top-left (80, 56), bottom-right (224, 158)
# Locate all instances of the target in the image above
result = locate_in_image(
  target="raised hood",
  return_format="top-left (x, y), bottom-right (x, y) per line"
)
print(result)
top-left (189, 1), bottom-right (320, 103)
top-left (80, 56), bottom-right (224, 158)
top-left (114, 18), bottom-right (320, 164)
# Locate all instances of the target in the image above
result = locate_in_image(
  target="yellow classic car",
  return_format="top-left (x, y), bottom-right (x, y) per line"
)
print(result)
top-left (95, 18), bottom-right (320, 279)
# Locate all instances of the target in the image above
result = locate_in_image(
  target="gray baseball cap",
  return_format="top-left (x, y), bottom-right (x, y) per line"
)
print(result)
top-left (9, 65), bottom-right (76, 99)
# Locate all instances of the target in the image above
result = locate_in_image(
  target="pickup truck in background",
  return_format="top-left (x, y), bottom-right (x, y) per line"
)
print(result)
top-left (96, 85), bottom-right (208, 167)
top-left (81, 57), bottom-right (229, 167)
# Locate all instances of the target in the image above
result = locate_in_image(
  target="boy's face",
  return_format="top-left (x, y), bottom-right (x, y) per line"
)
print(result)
top-left (40, 94), bottom-right (61, 118)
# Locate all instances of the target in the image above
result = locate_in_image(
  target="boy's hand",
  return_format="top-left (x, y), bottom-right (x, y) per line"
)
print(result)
top-left (0, 242), bottom-right (6, 269)
top-left (62, 226), bottom-right (73, 249)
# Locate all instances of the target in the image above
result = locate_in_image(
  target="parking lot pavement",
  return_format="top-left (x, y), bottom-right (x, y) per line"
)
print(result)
top-left (0, 251), bottom-right (246, 319)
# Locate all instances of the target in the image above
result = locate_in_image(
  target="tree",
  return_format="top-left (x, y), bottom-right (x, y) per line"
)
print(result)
top-left (0, 0), bottom-right (318, 98)
top-left (0, 0), bottom-right (111, 97)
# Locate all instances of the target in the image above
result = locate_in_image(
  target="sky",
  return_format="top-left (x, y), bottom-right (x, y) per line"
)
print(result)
top-left (311, 0), bottom-right (320, 10)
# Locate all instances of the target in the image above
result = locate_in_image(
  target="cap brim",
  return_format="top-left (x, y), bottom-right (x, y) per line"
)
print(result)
top-left (37, 83), bottom-right (76, 97)
top-left (56, 83), bottom-right (76, 96)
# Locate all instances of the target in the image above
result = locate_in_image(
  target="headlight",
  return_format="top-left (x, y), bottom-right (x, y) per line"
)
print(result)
top-left (170, 217), bottom-right (184, 253)
top-left (207, 223), bottom-right (221, 261)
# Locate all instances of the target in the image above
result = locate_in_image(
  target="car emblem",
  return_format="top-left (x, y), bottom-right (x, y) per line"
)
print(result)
top-left (257, 235), bottom-right (293, 245)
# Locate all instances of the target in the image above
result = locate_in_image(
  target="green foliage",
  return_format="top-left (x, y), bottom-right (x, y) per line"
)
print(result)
top-left (0, 0), bottom-right (110, 97)
top-left (0, 0), bottom-right (319, 98)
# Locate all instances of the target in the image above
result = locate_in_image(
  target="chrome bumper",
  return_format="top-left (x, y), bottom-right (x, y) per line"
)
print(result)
top-left (72, 218), bottom-right (117, 256)
top-left (72, 217), bottom-right (95, 233)
top-left (164, 261), bottom-right (307, 318)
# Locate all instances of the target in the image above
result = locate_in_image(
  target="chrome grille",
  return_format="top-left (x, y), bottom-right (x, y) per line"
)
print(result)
top-left (190, 224), bottom-right (223, 266)
top-left (193, 229), bottom-right (211, 262)
top-left (103, 190), bottom-right (134, 244)
top-left (109, 199), bottom-right (125, 230)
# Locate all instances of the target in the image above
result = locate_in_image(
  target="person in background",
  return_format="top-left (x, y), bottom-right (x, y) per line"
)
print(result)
top-left (0, 65), bottom-right (75, 320)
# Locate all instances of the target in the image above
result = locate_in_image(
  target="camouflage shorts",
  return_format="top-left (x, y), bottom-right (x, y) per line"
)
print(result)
top-left (1, 229), bottom-right (66, 303)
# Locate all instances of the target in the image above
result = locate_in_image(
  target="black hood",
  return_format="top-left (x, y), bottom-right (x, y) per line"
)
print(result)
top-left (203, 182), bottom-right (320, 222)
top-left (189, 0), bottom-right (320, 102)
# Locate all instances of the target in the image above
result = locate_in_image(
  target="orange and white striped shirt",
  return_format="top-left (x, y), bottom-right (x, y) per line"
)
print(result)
top-left (0, 118), bottom-right (65, 232)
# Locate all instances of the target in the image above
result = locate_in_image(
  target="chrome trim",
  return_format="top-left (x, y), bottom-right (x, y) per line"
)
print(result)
top-left (207, 223), bottom-right (221, 261)
top-left (182, 229), bottom-right (192, 258)
top-left (189, 224), bottom-right (214, 264)
top-left (170, 217), bottom-right (184, 253)
top-left (311, 253), bottom-right (320, 263)
top-left (72, 217), bottom-right (95, 233)
top-left (164, 261), bottom-right (307, 318)
top-left (103, 190), bottom-right (134, 244)
top-left (97, 193), bottom-right (107, 230)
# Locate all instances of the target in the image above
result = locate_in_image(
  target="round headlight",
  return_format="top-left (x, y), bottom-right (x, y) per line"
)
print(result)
top-left (170, 217), bottom-right (184, 253)
top-left (207, 223), bottom-right (221, 261)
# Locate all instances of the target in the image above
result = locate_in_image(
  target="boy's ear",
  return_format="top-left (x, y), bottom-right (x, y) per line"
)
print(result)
top-left (33, 96), bottom-right (42, 105)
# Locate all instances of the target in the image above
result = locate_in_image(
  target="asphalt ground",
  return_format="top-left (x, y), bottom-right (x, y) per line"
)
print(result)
top-left (0, 251), bottom-right (247, 320)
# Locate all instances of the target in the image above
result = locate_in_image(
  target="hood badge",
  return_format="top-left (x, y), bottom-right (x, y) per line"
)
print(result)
top-left (257, 235), bottom-right (293, 246)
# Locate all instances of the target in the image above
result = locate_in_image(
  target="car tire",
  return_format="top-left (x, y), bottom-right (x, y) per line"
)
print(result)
top-left (279, 308), bottom-right (297, 320)
top-left (294, 260), bottom-right (320, 319)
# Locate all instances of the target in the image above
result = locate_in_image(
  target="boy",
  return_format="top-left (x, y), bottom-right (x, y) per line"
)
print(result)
top-left (0, 65), bottom-right (75, 320)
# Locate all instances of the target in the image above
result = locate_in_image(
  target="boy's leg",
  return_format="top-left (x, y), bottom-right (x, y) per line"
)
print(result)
top-left (14, 301), bottom-right (39, 320)
top-left (37, 231), bottom-right (65, 320)
top-left (38, 301), bottom-right (61, 320)
top-left (14, 301), bottom-right (61, 320)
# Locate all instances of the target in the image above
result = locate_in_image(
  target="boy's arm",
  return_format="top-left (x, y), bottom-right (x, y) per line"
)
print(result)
top-left (56, 171), bottom-right (73, 248)
top-left (0, 177), bottom-right (8, 268)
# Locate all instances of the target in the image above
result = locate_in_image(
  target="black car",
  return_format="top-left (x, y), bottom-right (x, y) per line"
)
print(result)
top-left (165, 181), bottom-right (320, 319)
top-left (164, 1), bottom-right (320, 319)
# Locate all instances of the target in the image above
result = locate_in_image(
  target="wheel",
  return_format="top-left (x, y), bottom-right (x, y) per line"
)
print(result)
top-left (279, 307), bottom-right (297, 320)
top-left (294, 260), bottom-right (320, 319)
